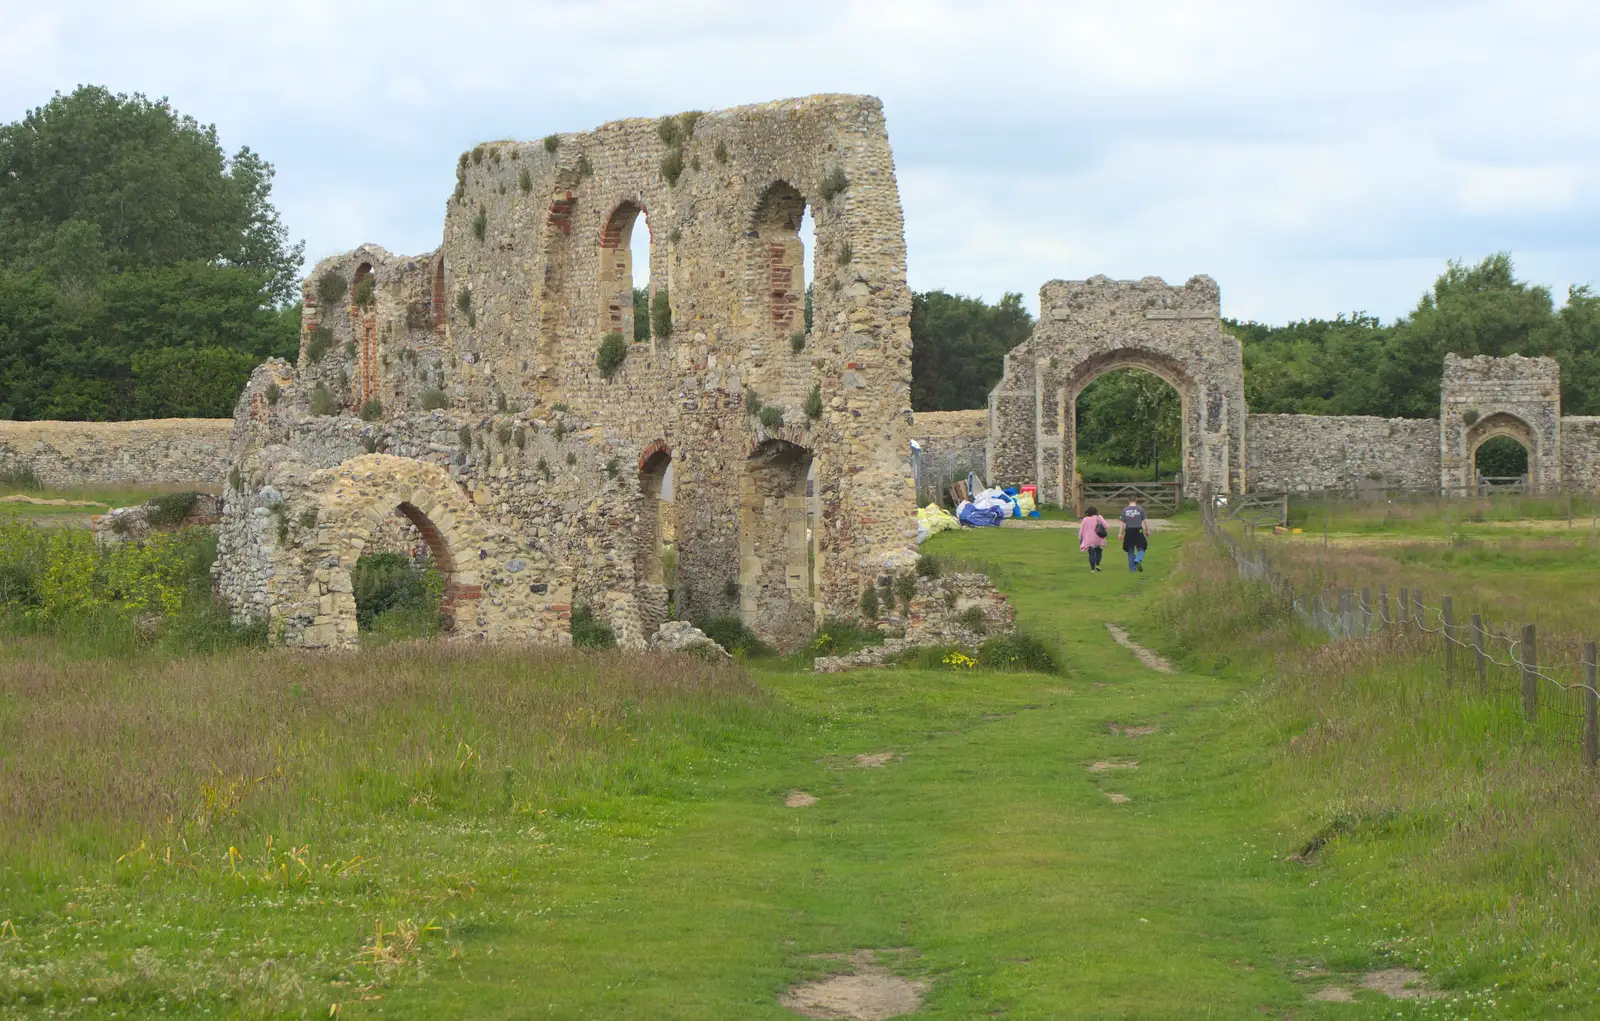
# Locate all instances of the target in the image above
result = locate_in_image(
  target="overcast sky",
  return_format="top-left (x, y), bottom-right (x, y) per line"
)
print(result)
top-left (2, 0), bottom-right (1596, 323)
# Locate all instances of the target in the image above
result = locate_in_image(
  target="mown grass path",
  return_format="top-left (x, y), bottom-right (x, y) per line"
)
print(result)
top-left (378, 523), bottom-right (1405, 1019)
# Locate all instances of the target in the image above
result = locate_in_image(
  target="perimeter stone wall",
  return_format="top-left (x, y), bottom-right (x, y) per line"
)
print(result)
top-left (0, 419), bottom-right (231, 488)
top-left (1245, 415), bottom-right (1441, 492)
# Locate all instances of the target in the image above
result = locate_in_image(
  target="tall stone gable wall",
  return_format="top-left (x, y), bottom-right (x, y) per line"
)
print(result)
top-left (1245, 415), bottom-right (1440, 492)
top-left (0, 419), bottom-right (232, 488)
top-left (988, 275), bottom-right (1245, 503)
top-left (218, 95), bottom-right (917, 650)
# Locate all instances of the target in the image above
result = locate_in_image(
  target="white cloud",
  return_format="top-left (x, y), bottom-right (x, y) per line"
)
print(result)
top-left (2, 0), bottom-right (1597, 322)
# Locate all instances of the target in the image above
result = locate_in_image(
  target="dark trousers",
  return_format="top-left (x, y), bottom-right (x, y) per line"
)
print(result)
top-left (1087, 545), bottom-right (1103, 570)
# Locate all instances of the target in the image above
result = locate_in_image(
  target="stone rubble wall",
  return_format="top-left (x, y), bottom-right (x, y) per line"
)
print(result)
top-left (813, 570), bottom-right (1016, 672)
top-left (912, 409), bottom-right (988, 502)
top-left (1245, 414), bottom-right (1441, 492)
top-left (1561, 418), bottom-right (1600, 493)
top-left (0, 419), bottom-right (232, 488)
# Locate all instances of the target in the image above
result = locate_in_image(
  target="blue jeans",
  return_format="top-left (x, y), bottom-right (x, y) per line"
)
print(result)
top-left (1127, 547), bottom-right (1144, 571)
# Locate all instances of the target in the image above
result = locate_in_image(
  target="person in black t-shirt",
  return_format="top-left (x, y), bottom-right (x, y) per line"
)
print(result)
top-left (1118, 498), bottom-right (1148, 573)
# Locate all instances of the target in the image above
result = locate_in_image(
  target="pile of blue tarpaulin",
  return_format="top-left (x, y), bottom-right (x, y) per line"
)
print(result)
top-left (956, 487), bottom-right (1019, 527)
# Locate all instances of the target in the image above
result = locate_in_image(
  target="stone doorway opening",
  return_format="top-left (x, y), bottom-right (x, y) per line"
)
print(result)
top-left (636, 444), bottom-right (675, 635)
top-left (1073, 367), bottom-right (1184, 485)
top-left (739, 438), bottom-right (815, 650)
top-left (1060, 351), bottom-right (1194, 508)
top-left (1470, 414), bottom-right (1534, 490)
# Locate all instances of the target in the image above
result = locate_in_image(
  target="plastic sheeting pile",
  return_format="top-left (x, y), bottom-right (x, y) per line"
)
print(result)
top-left (915, 503), bottom-right (960, 544)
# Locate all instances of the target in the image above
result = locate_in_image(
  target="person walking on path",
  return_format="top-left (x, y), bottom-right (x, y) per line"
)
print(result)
top-left (1078, 505), bottom-right (1109, 572)
top-left (1118, 497), bottom-right (1149, 572)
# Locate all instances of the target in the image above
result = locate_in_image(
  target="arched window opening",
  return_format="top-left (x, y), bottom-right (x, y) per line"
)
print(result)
top-left (798, 204), bottom-right (815, 339)
top-left (352, 262), bottom-right (375, 305)
top-left (599, 202), bottom-right (652, 344)
top-left (633, 444), bottom-right (672, 595)
top-left (1474, 435), bottom-right (1529, 486)
top-left (753, 182), bottom-right (807, 342)
top-left (739, 439), bottom-right (814, 650)
top-left (351, 501), bottom-right (455, 641)
top-left (1074, 368), bottom-right (1183, 485)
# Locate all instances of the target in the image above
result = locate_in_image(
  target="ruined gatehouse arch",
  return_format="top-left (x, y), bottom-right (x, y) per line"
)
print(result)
top-left (987, 275), bottom-right (1245, 505)
top-left (739, 435), bottom-right (817, 650)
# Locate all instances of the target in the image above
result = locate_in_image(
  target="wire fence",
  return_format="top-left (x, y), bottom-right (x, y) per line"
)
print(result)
top-left (1202, 491), bottom-right (1600, 768)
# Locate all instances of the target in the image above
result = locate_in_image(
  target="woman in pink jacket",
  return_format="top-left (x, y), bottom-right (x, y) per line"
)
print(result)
top-left (1078, 505), bottom-right (1109, 573)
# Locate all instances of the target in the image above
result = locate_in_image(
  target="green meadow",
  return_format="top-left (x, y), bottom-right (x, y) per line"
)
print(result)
top-left (2, 513), bottom-right (1597, 1018)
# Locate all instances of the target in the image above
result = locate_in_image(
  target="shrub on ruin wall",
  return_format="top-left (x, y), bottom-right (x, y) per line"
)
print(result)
top-left (819, 166), bottom-right (851, 201)
top-left (146, 492), bottom-right (201, 529)
top-left (455, 285), bottom-right (474, 327)
top-left (305, 326), bottom-right (332, 363)
top-left (714, 139), bottom-right (729, 164)
top-left (360, 398), bottom-right (383, 422)
top-left (758, 405), bottom-right (786, 431)
top-left (790, 331), bottom-right (806, 355)
top-left (596, 332), bottom-right (628, 380)
top-left (353, 276), bottom-right (376, 308)
top-left (518, 167), bottom-right (532, 194)
top-left (421, 388), bottom-right (448, 411)
top-left (659, 148), bottom-right (684, 187)
top-left (543, 135), bottom-right (559, 154)
top-left (650, 289), bottom-right (673, 339)
top-left (309, 384), bottom-right (336, 416)
top-left (316, 270), bottom-right (347, 305)
top-left (570, 605), bottom-right (617, 649)
top-left (859, 585), bottom-right (880, 620)
top-left (803, 384), bottom-right (823, 420)
top-left (471, 204), bottom-right (487, 242)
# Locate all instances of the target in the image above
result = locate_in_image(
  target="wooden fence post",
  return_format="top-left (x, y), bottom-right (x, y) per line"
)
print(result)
top-left (1361, 586), bottom-right (1372, 636)
top-left (1584, 642), bottom-right (1598, 769)
top-left (1442, 596), bottom-right (1455, 684)
top-left (1398, 587), bottom-right (1410, 630)
top-left (1340, 589), bottom-right (1355, 637)
top-left (1521, 623), bottom-right (1538, 722)
top-left (1471, 612), bottom-right (1487, 693)
top-left (1412, 590), bottom-right (1424, 631)
top-left (1380, 586), bottom-right (1390, 632)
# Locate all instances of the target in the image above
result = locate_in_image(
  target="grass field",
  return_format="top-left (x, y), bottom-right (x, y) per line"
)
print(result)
top-left (2, 514), bottom-right (1597, 1017)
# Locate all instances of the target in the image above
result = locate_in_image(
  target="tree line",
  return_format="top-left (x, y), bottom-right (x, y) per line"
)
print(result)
top-left (0, 86), bottom-right (302, 420)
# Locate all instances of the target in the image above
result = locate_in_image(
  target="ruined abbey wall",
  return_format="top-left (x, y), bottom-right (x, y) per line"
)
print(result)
top-left (216, 95), bottom-right (919, 650)
top-left (0, 419), bottom-right (231, 488)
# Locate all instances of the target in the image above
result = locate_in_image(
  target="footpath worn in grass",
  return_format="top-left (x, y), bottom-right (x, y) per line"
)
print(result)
top-left (1, 518), bottom-right (1586, 1017)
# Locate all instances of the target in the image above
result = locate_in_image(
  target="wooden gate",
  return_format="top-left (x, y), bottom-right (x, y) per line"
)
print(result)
top-left (1076, 482), bottom-right (1181, 517)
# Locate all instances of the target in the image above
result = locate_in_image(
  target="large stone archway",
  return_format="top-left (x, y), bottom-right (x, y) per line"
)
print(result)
top-left (266, 454), bottom-right (571, 649)
top-left (988, 275), bottom-right (1245, 504)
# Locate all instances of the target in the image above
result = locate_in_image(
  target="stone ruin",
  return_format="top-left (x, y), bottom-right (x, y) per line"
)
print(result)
top-left (969, 276), bottom-right (1600, 504)
top-left (213, 95), bottom-right (951, 651)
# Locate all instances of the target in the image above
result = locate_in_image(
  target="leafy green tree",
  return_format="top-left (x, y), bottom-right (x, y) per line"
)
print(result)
top-left (1075, 369), bottom-right (1182, 479)
top-left (0, 86), bottom-right (303, 420)
top-left (0, 86), bottom-right (302, 301)
top-left (632, 287), bottom-right (650, 341)
top-left (910, 290), bottom-right (1033, 411)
